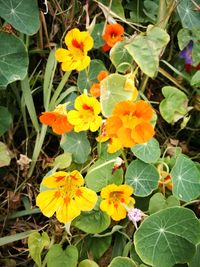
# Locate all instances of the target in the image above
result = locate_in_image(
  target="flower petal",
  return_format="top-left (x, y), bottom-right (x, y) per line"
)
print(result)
top-left (56, 198), bottom-right (80, 223)
top-left (75, 187), bottom-right (98, 211)
top-left (42, 171), bottom-right (68, 188)
top-left (55, 48), bottom-right (71, 62)
top-left (39, 112), bottom-right (56, 126)
top-left (131, 122), bottom-right (155, 144)
top-left (36, 190), bottom-right (62, 217)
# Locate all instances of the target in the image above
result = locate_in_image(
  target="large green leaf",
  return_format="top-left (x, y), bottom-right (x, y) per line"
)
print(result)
top-left (108, 257), bottom-right (137, 267)
top-left (125, 25), bottom-right (170, 77)
top-left (170, 154), bottom-right (200, 202)
top-left (148, 193), bottom-right (180, 214)
top-left (73, 199), bottom-right (110, 233)
top-left (131, 138), bottom-right (161, 163)
top-left (91, 22), bottom-right (105, 49)
top-left (125, 160), bottom-right (159, 196)
top-left (100, 73), bottom-right (133, 117)
top-left (189, 243), bottom-right (200, 267)
top-left (98, 0), bottom-right (125, 18)
top-left (60, 132), bottom-right (91, 164)
top-left (78, 235), bottom-right (112, 261)
top-left (0, 142), bottom-right (11, 167)
top-left (177, 0), bottom-right (200, 29)
top-left (85, 158), bottom-right (123, 192)
top-left (0, 106), bottom-right (12, 136)
top-left (0, 32), bottom-right (28, 89)
top-left (110, 40), bottom-right (133, 73)
top-left (53, 153), bottom-right (72, 169)
top-left (77, 59), bottom-right (106, 91)
top-left (28, 232), bottom-right (50, 267)
top-left (0, 0), bottom-right (40, 35)
top-left (159, 86), bottom-right (188, 124)
top-left (135, 207), bottom-right (200, 267)
top-left (46, 244), bottom-right (78, 267)
top-left (191, 70), bottom-right (200, 86)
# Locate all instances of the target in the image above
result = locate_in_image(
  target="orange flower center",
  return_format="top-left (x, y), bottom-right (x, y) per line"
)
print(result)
top-left (82, 104), bottom-right (94, 112)
top-left (109, 191), bottom-right (124, 203)
top-left (72, 39), bottom-right (84, 51)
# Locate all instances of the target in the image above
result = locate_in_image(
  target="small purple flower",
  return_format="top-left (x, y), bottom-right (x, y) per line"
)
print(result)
top-left (179, 40), bottom-right (193, 65)
top-left (128, 208), bottom-right (142, 229)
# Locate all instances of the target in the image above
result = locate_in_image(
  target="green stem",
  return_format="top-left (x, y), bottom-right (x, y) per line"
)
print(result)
top-left (21, 75), bottom-right (40, 132)
top-left (139, 75), bottom-right (149, 93)
top-left (49, 71), bottom-right (71, 109)
top-left (28, 125), bottom-right (47, 178)
top-left (157, 0), bottom-right (167, 28)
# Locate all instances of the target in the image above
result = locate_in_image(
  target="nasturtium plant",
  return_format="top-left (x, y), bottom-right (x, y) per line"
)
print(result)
top-left (170, 154), bottom-right (200, 202)
top-left (0, 106), bottom-right (12, 136)
top-left (131, 138), bottom-right (161, 163)
top-left (46, 244), bottom-right (78, 267)
top-left (110, 40), bottom-right (133, 73)
top-left (159, 86), bottom-right (189, 124)
top-left (60, 132), bottom-right (91, 164)
top-left (0, 32), bottom-right (28, 89)
top-left (125, 159), bottom-right (159, 196)
top-left (100, 73), bottom-right (133, 117)
top-left (176, 0), bottom-right (200, 29)
top-left (91, 22), bottom-right (105, 49)
top-left (135, 207), bottom-right (200, 267)
top-left (77, 59), bottom-right (107, 91)
top-left (0, 142), bottom-right (11, 167)
top-left (108, 256), bottom-right (137, 267)
top-left (125, 25), bottom-right (170, 77)
top-left (78, 260), bottom-right (99, 267)
top-left (85, 158), bottom-right (123, 192)
top-left (0, 0), bottom-right (40, 35)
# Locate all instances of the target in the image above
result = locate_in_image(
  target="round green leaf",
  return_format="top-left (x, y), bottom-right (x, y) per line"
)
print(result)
top-left (170, 154), bottom-right (200, 202)
top-left (100, 73), bottom-right (133, 117)
top-left (191, 70), bottom-right (200, 86)
top-left (177, 0), bottom-right (200, 29)
top-left (0, 142), bottom-right (11, 167)
top-left (85, 158), bottom-right (123, 192)
top-left (60, 132), bottom-right (91, 164)
top-left (131, 138), bottom-right (161, 163)
top-left (125, 160), bottom-right (159, 196)
top-left (177, 28), bottom-right (192, 50)
top-left (77, 59), bottom-right (107, 91)
top-left (0, 0), bottom-right (40, 35)
top-left (148, 192), bottom-right (180, 214)
top-left (108, 257), bottom-right (137, 267)
top-left (91, 23), bottom-right (105, 49)
top-left (159, 86), bottom-right (188, 124)
top-left (135, 207), bottom-right (200, 267)
top-left (53, 153), bottom-right (72, 169)
top-left (78, 260), bottom-right (99, 267)
top-left (125, 26), bottom-right (169, 77)
top-left (0, 33), bottom-right (28, 89)
top-left (47, 244), bottom-right (78, 267)
top-left (73, 201), bottom-right (110, 234)
top-left (0, 106), bottom-right (12, 135)
top-left (110, 40), bottom-right (133, 73)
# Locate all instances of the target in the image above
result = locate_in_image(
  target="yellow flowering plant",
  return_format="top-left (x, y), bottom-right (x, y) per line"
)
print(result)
top-left (6, 4), bottom-right (197, 266)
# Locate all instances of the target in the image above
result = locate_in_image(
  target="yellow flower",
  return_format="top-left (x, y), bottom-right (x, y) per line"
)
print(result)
top-left (36, 171), bottom-right (98, 223)
top-left (55, 28), bottom-right (94, 72)
top-left (67, 94), bottom-right (102, 132)
top-left (100, 184), bottom-right (135, 221)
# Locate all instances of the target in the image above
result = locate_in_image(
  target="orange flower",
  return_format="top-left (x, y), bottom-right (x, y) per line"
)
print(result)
top-left (101, 100), bottom-right (155, 150)
top-left (39, 104), bottom-right (73, 135)
top-left (97, 70), bottom-right (109, 82)
top-left (90, 83), bottom-right (101, 98)
top-left (102, 23), bottom-right (124, 51)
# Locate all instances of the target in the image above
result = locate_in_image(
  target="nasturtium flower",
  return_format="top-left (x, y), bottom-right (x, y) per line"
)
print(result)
top-left (103, 100), bottom-right (155, 149)
top-left (124, 73), bottom-right (138, 101)
top-left (90, 83), bottom-right (101, 98)
top-left (97, 70), bottom-right (109, 81)
top-left (55, 28), bottom-right (94, 71)
top-left (39, 104), bottom-right (73, 135)
top-left (67, 94), bottom-right (102, 132)
top-left (36, 171), bottom-right (98, 223)
top-left (102, 23), bottom-right (124, 52)
top-left (100, 184), bottom-right (135, 221)
top-left (157, 164), bottom-right (172, 191)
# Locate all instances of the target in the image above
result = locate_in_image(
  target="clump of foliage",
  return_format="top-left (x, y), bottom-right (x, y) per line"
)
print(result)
top-left (0, 1), bottom-right (200, 267)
